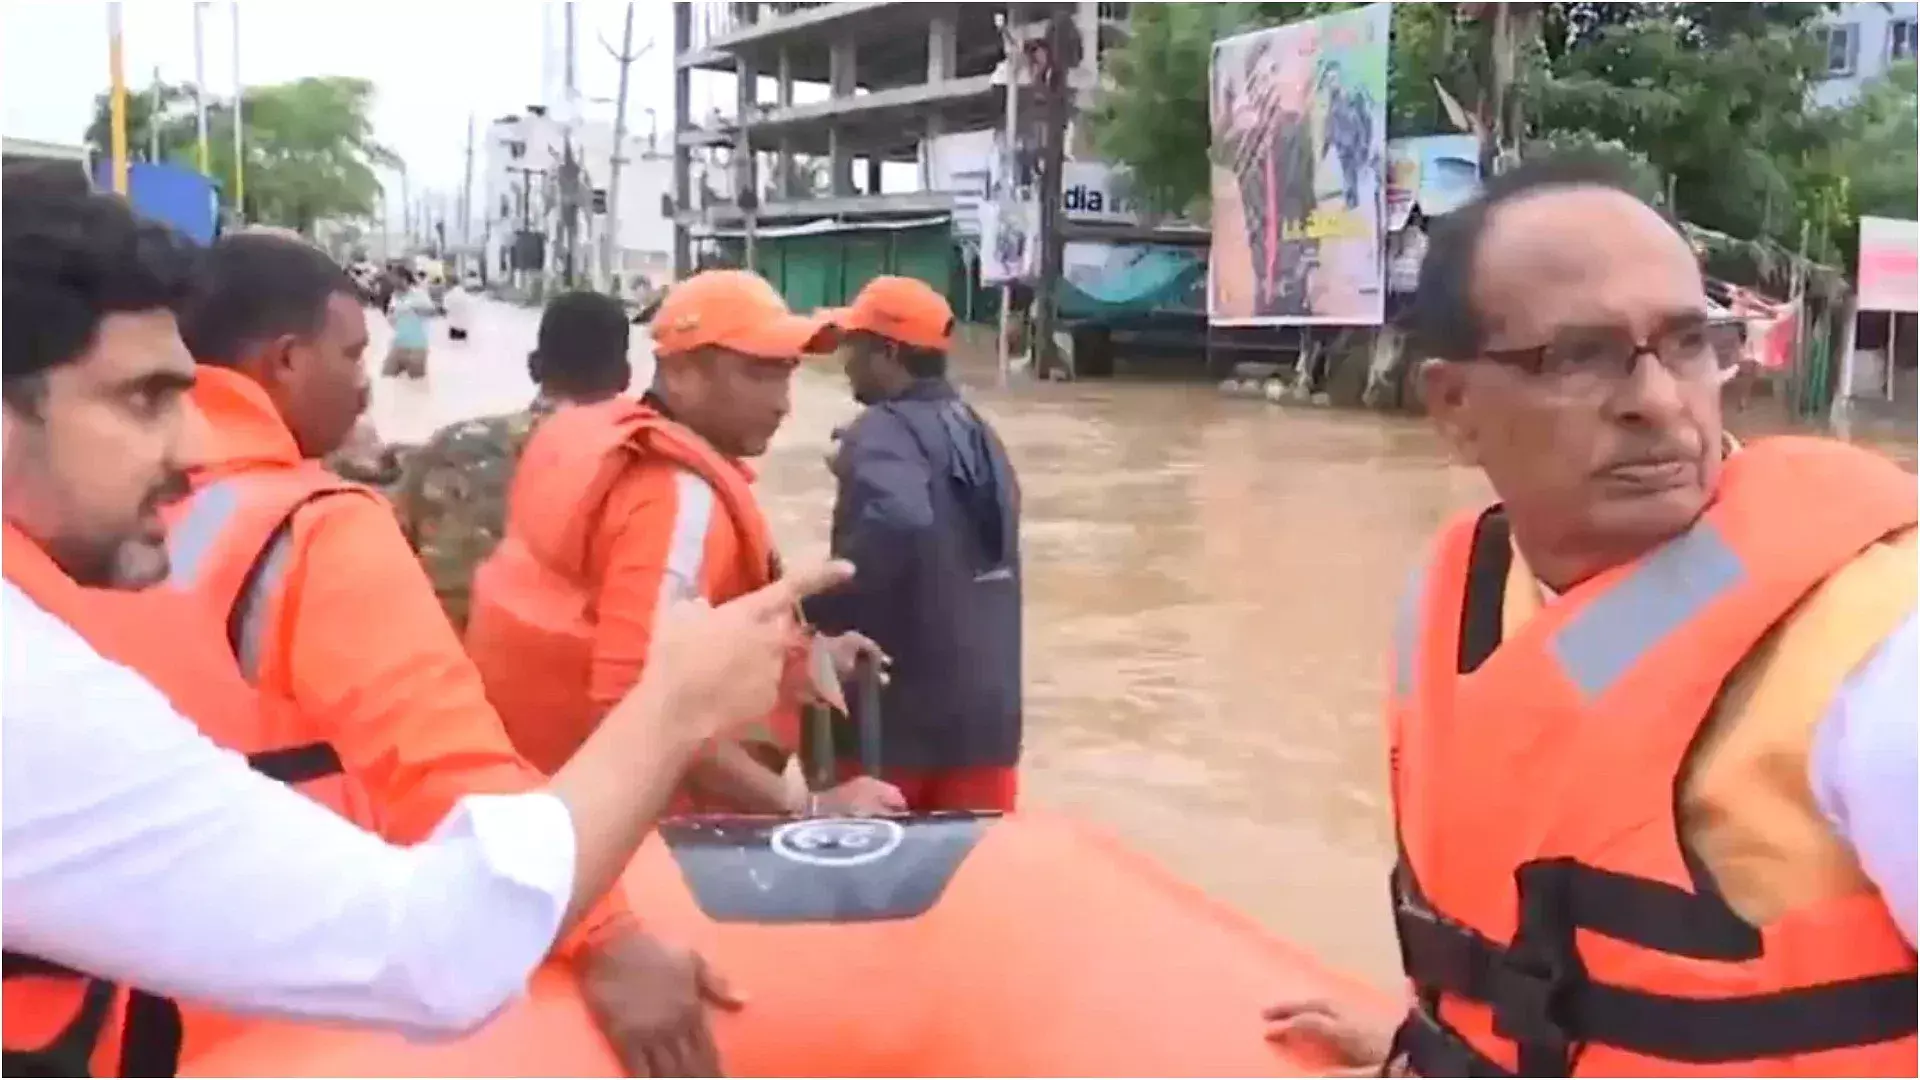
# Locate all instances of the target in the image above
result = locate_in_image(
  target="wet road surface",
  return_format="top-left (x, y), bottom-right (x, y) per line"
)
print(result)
top-left (365, 298), bottom-right (1911, 991)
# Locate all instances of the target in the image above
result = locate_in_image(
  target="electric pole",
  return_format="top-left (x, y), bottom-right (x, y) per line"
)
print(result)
top-left (602, 4), bottom-right (649, 295)
top-left (107, 3), bottom-right (129, 195)
top-left (399, 164), bottom-right (412, 251)
top-left (558, 2), bottom-right (581, 288)
top-left (461, 113), bottom-right (476, 272)
top-left (993, 10), bottom-right (1022, 385)
top-left (231, 1), bottom-right (244, 222)
top-left (193, 2), bottom-right (210, 174)
top-left (1030, 4), bottom-right (1072, 379)
top-left (149, 67), bottom-right (162, 162)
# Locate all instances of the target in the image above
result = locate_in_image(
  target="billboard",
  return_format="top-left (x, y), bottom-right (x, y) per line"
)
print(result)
top-left (1208, 3), bottom-right (1390, 326)
top-left (1386, 134), bottom-right (1481, 230)
top-left (1857, 216), bottom-right (1919, 314)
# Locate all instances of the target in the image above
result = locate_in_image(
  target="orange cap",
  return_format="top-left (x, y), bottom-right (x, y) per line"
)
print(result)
top-left (651, 270), bottom-right (835, 360)
top-left (823, 276), bottom-right (954, 351)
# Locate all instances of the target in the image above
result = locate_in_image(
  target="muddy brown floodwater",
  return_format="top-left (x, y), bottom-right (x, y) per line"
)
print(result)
top-left (371, 303), bottom-right (1914, 994)
top-left (761, 354), bottom-right (1484, 992)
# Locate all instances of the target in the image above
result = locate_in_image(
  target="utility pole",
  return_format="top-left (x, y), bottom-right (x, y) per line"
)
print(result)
top-left (149, 67), bottom-right (163, 162)
top-left (461, 113), bottom-right (476, 272)
top-left (557, 2), bottom-right (581, 288)
top-left (993, 10), bottom-right (1022, 385)
top-left (601, 4), bottom-right (647, 295)
top-left (107, 3), bottom-right (129, 195)
top-left (193, 2), bottom-right (210, 174)
top-left (1030, 5), bottom-right (1072, 380)
top-left (510, 165), bottom-right (546, 293)
top-left (231, 1), bottom-right (244, 221)
top-left (399, 164), bottom-right (412, 251)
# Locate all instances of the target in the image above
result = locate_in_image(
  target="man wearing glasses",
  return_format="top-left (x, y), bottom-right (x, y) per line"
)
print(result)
top-left (1267, 154), bottom-right (1916, 1076)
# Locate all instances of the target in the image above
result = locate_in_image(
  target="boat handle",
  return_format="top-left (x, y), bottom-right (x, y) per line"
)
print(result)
top-left (853, 652), bottom-right (883, 777)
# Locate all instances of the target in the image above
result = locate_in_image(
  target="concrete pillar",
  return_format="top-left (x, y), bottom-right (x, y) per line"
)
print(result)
top-left (775, 47), bottom-right (794, 201)
top-left (921, 114), bottom-right (945, 190)
top-left (1077, 1), bottom-right (1099, 87)
top-left (735, 56), bottom-right (759, 205)
top-left (929, 6), bottom-right (958, 82)
top-left (829, 38), bottom-right (856, 99)
top-left (778, 136), bottom-right (797, 198)
top-left (828, 128), bottom-right (853, 197)
top-left (827, 36), bottom-right (856, 198)
top-left (671, 2), bottom-right (692, 277)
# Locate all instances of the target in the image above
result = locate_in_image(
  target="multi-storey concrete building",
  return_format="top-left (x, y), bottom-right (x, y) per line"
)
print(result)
top-left (669, 2), bottom-right (1129, 311)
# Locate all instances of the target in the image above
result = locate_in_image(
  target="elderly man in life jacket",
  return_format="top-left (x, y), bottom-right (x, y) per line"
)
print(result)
top-left (465, 269), bottom-right (907, 818)
top-left (1265, 154), bottom-right (1917, 1076)
top-left (163, 233), bottom-right (739, 1077)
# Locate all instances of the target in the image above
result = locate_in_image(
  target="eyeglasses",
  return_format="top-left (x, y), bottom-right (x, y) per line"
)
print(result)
top-left (1479, 321), bottom-right (1741, 391)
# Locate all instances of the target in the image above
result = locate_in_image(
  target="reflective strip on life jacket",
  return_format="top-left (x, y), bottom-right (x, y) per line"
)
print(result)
top-left (1389, 438), bottom-right (1920, 1077)
top-left (659, 470), bottom-right (717, 607)
top-left (2, 484), bottom-right (363, 1077)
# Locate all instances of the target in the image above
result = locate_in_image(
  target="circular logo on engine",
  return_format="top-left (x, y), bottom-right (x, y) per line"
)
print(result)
top-left (769, 817), bottom-right (906, 868)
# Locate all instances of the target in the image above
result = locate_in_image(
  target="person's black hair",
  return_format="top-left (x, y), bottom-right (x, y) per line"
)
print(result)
top-left (1410, 151), bottom-right (1680, 362)
top-left (897, 343), bottom-right (948, 379)
top-left (529, 290), bottom-right (631, 397)
top-left (2, 168), bottom-right (199, 412)
top-left (2, 158), bottom-right (93, 198)
top-left (175, 232), bottom-right (358, 368)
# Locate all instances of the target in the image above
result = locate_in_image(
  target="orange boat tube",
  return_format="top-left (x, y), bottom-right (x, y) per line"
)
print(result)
top-left (182, 810), bottom-right (1392, 1077)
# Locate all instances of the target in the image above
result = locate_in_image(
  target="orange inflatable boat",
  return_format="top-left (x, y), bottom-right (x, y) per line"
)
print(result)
top-left (181, 809), bottom-right (1390, 1076)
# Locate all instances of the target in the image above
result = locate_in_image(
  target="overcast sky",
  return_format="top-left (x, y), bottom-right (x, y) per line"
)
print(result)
top-left (1, 2), bottom-right (710, 224)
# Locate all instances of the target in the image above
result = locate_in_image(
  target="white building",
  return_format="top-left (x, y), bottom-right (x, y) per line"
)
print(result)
top-left (480, 109), bottom-right (676, 290)
top-left (1814, 2), bottom-right (1918, 107)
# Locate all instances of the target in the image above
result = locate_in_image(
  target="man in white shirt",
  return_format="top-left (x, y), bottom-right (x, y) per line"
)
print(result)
top-left (445, 273), bottom-right (478, 340)
top-left (1, 166), bottom-right (850, 1075)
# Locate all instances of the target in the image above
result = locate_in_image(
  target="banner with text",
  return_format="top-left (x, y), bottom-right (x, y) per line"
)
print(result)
top-left (1858, 216), bottom-right (1919, 314)
top-left (1208, 3), bottom-right (1389, 325)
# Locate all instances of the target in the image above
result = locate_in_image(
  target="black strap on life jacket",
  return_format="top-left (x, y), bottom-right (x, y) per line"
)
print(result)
top-left (1391, 857), bottom-right (1918, 1075)
top-left (1, 952), bottom-right (181, 1078)
top-left (1387, 509), bottom-right (1919, 1075)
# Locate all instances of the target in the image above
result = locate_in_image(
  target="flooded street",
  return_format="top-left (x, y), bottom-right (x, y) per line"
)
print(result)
top-left (367, 298), bottom-right (1909, 993)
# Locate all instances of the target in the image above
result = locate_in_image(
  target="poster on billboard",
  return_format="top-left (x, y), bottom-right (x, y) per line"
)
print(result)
top-left (978, 197), bottom-right (1037, 285)
top-left (1208, 3), bottom-right (1390, 326)
top-left (1857, 216), bottom-right (1919, 314)
top-left (1385, 134), bottom-right (1481, 230)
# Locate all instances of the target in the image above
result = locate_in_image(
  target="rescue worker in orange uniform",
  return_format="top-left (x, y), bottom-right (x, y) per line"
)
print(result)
top-left (163, 233), bottom-right (737, 1076)
top-left (1265, 155), bottom-right (1918, 1075)
top-left (467, 269), bottom-right (907, 817)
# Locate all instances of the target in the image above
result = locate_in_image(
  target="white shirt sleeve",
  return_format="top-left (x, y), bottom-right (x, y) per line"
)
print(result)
top-left (1, 582), bottom-right (577, 1036)
top-left (1809, 611), bottom-right (1919, 945)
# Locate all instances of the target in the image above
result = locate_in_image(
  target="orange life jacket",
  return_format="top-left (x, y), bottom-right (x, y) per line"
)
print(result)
top-left (1386, 436), bottom-right (1919, 1076)
top-left (465, 398), bottom-right (782, 776)
top-left (0, 467), bottom-right (382, 1077)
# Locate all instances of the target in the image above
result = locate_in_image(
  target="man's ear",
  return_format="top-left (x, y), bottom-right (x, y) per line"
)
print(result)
top-left (1418, 358), bottom-right (1481, 467)
top-left (264, 333), bottom-right (302, 380)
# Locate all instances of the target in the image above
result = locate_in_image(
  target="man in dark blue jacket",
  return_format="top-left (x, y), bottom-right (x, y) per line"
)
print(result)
top-left (808, 277), bottom-right (1023, 812)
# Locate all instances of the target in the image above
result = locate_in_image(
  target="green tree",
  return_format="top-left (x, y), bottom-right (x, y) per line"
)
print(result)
top-left (86, 75), bottom-right (397, 232)
top-left (1091, 3), bottom-right (1473, 217)
top-left (1092, 2), bottom-right (1875, 263)
top-left (1830, 60), bottom-right (1919, 224)
top-left (1525, 4), bottom-right (1840, 257)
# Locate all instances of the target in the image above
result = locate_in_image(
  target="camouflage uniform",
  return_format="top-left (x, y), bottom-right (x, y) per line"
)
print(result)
top-left (392, 396), bottom-right (559, 631)
top-left (325, 417), bottom-right (414, 500)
